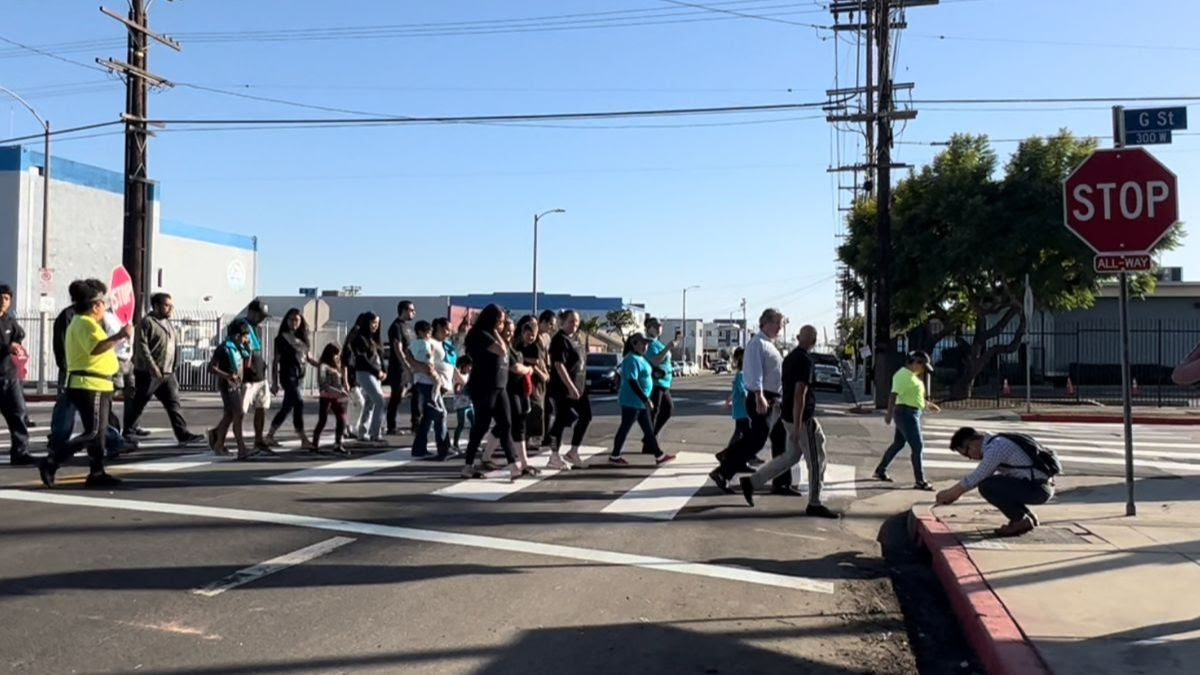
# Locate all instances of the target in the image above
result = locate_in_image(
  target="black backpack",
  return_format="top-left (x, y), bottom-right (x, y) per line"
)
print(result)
top-left (996, 432), bottom-right (1063, 478)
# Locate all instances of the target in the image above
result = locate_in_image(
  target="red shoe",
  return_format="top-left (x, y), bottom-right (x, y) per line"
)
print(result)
top-left (655, 454), bottom-right (677, 465)
top-left (608, 456), bottom-right (630, 466)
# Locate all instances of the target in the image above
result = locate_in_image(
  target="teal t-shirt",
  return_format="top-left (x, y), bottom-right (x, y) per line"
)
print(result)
top-left (645, 338), bottom-right (672, 388)
top-left (618, 354), bottom-right (654, 409)
top-left (730, 371), bottom-right (748, 420)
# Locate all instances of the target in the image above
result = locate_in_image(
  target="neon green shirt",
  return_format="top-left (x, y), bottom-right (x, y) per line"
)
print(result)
top-left (891, 367), bottom-right (925, 409)
top-left (66, 314), bottom-right (118, 392)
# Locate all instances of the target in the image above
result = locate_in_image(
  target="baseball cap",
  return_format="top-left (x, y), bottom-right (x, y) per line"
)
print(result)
top-left (247, 299), bottom-right (270, 316)
top-left (908, 350), bottom-right (934, 372)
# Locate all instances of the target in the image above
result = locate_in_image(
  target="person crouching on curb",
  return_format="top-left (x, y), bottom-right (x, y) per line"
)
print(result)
top-left (936, 427), bottom-right (1056, 538)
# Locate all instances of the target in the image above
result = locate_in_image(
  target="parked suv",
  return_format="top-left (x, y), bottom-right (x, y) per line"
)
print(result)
top-left (585, 352), bottom-right (621, 393)
top-left (810, 352), bottom-right (844, 392)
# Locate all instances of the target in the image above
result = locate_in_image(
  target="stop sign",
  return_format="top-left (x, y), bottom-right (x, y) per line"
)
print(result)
top-left (109, 265), bottom-right (136, 325)
top-left (1063, 147), bottom-right (1178, 254)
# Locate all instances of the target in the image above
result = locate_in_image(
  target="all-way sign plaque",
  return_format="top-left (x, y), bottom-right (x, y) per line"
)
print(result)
top-left (1094, 253), bottom-right (1152, 273)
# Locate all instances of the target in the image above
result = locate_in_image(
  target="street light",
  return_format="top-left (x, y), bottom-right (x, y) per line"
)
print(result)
top-left (532, 208), bottom-right (565, 316)
top-left (0, 84), bottom-right (51, 395)
top-left (681, 285), bottom-right (700, 362)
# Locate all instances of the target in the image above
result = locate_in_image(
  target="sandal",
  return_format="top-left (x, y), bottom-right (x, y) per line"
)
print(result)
top-left (521, 466), bottom-right (542, 477)
top-left (461, 467), bottom-right (486, 479)
top-left (914, 481), bottom-right (935, 492)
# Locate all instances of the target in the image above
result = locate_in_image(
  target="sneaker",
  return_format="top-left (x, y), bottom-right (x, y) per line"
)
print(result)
top-left (914, 481), bottom-right (935, 492)
top-left (872, 470), bottom-right (893, 483)
top-left (546, 456), bottom-right (571, 471)
top-left (129, 427), bottom-right (152, 438)
top-left (84, 472), bottom-right (123, 488)
top-left (180, 433), bottom-right (206, 446)
top-left (608, 456), bottom-right (630, 466)
top-left (739, 476), bottom-right (755, 506)
top-left (9, 453), bottom-right (36, 466)
top-left (709, 469), bottom-right (733, 494)
top-left (205, 428), bottom-right (219, 450)
top-left (805, 504), bottom-right (840, 519)
top-left (37, 458), bottom-right (57, 487)
top-left (655, 454), bottom-right (677, 466)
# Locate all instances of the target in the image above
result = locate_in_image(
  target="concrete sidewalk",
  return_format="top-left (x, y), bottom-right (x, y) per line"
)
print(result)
top-left (913, 474), bottom-right (1200, 675)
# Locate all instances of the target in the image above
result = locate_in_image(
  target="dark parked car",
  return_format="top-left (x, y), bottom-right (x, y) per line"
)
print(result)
top-left (810, 352), bottom-right (844, 392)
top-left (585, 352), bottom-right (621, 393)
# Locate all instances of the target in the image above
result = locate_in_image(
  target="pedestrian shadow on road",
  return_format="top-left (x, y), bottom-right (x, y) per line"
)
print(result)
top-left (1051, 475), bottom-right (1200, 506)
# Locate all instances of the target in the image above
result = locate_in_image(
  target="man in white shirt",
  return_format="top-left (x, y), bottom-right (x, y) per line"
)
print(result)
top-left (936, 427), bottom-right (1055, 537)
top-left (710, 308), bottom-right (785, 492)
top-left (101, 309), bottom-right (136, 442)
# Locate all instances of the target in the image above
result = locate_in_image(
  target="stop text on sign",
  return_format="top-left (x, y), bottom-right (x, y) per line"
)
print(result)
top-left (110, 280), bottom-right (134, 309)
top-left (1070, 180), bottom-right (1172, 222)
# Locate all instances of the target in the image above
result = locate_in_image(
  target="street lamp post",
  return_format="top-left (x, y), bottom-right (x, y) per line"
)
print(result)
top-left (532, 208), bottom-right (565, 316)
top-left (0, 85), bottom-right (51, 395)
top-left (681, 285), bottom-right (699, 362)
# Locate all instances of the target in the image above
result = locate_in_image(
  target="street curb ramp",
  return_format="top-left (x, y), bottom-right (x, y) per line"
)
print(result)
top-left (908, 507), bottom-right (1051, 675)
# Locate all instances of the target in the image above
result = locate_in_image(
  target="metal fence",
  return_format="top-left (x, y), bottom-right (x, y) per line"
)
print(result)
top-left (14, 314), bottom-right (349, 394)
top-left (900, 319), bottom-right (1200, 407)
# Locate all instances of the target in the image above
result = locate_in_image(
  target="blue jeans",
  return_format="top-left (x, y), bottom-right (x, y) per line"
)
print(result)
top-left (612, 406), bottom-right (660, 458)
top-left (355, 371), bottom-right (385, 441)
top-left (876, 405), bottom-right (925, 483)
top-left (412, 382), bottom-right (448, 457)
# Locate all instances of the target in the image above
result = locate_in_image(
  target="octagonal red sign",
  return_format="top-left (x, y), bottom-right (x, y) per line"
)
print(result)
top-left (1062, 147), bottom-right (1178, 254)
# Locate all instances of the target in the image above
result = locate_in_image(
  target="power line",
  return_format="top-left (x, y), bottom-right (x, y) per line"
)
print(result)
top-left (912, 96), bottom-right (1200, 104)
top-left (0, 34), bottom-right (110, 72)
top-left (657, 0), bottom-right (829, 29)
top-left (0, 120), bottom-right (123, 145)
top-left (909, 32), bottom-right (1200, 53)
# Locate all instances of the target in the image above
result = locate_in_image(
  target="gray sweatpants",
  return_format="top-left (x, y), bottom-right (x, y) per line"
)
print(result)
top-left (749, 417), bottom-right (827, 505)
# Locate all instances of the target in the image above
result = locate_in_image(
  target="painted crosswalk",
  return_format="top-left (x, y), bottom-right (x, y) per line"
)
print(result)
top-left (918, 418), bottom-right (1200, 476)
top-left (433, 446), bottom-right (608, 501)
top-left (602, 452), bottom-right (718, 520)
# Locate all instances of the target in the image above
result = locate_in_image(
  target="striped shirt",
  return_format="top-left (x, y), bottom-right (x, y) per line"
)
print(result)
top-left (960, 434), bottom-right (1051, 490)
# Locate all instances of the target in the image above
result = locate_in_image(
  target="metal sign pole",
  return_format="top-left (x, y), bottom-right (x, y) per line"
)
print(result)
top-left (1024, 275), bottom-right (1033, 414)
top-left (1113, 104), bottom-right (1136, 517)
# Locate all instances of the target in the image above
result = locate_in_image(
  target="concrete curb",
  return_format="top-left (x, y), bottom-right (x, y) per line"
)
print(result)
top-left (910, 508), bottom-right (1051, 675)
top-left (1021, 413), bottom-right (1200, 425)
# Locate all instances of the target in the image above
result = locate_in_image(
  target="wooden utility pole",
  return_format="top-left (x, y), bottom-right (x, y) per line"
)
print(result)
top-left (97, 2), bottom-right (179, 318)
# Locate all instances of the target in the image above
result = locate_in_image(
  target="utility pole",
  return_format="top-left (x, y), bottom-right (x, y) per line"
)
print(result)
top-left (826, 0), bottom-right (937, 406)
top-left (740, 297), bottom-right (747, 346)
top-left (681, 285), bottom-right (699, 362)
top-left (97, 2), bottom-right (179, 319)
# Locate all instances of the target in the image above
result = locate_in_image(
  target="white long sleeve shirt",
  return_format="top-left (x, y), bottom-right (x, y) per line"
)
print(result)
top-left (742, 333), bottom-right (783, 395)
top-left (959, 434), bottom-right (1051, 490)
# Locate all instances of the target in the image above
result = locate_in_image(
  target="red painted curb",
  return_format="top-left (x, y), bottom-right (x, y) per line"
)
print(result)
top-left (911, 510), bottom-right (1051, 675)
top-left (1021, 413), bottom-right (1200, 425)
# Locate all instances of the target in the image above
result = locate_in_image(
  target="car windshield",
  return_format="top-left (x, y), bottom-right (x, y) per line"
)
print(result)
top-left (811, 353), bottom-right (839, 365)
top-left (587, 353), bottom-right (619, 367)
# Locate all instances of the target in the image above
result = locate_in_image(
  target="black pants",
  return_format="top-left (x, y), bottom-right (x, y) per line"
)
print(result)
top-left (0, 377), bottom-right (29, 459)
top-left (313, 397), bottom-right (347, 446)
top-left (548, 390), bottom-right (592, 450)
top-left (386, 370), bottom-right (418, 432)
top-left (539, 392), bottom-right (555, 444)
top-left (271, 380), bottom-right (306, 433)
top-left (124, 371), bottom-right (192, 440)
top-left (527, 391), bottom-right (546, 443)
top-left (465, 388), bottom-right (515, 466)
top-left (640, 386), bottom-right (673, 452)
top-left (53, 389), bottom-right (111, 473)
top-left (768, 417), bottom-right (789, 490)
top-left (715, 391), bottom-right (777, 480)
top-left (614, 406), bottom-right (660, 458)
top-left (978, 476), bottom-right (1053, 522)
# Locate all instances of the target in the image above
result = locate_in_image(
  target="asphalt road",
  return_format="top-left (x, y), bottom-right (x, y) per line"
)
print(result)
top-left (0, 374), bottom-right (1039, 675)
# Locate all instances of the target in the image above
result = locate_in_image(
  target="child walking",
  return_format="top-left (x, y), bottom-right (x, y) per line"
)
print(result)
top-left (452, 356), bottom-right (474, 451)
top-left (313, 343), bottom-right (351, 455)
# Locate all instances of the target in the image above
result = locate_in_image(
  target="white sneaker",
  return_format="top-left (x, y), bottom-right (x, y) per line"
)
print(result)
top-left (546, 456), bottom-right (571, 471)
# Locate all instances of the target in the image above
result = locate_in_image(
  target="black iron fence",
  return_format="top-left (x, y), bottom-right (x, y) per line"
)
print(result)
top-left (900, 319), bottom-right (1200, 407)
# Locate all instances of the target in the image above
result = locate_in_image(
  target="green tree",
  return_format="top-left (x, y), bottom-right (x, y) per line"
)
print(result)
top-left (838, 131), bottom-right (1183, 398)
top-left (604, 309), bottom-right (637, 339)
top-left (577, 316), bottom-right (603, 352)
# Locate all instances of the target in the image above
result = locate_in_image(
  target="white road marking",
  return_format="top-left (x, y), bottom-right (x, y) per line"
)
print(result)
top-left (591, 395), bottom-right (618, 402)
top-left (754, 528), bottom-right (827, 541)
top-left (433, 446), bottom-right (607, 501)
top-left (920, 432), bottom-right (1200, 459)
top-left (265, 449), bottom-right (418, 484)
top-left (126, 453), bottom-right (222, 473)
top-left (601, 451), bottom-right (716, 520)
top-left (192, 536), bottom-right (356, 597)
top-left (921, 448), bottom-right (1200, 474)
top-left (922, 428), bottom-right (1199, 450)
top-left (0, 490), bottom-right (833, 593)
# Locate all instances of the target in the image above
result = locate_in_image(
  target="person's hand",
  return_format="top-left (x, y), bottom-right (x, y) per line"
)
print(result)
top-left (647, 401), bottom-right (655, 414)
top-left (722, 399), bottom-right (731, 410)
top-left (789, 428), bottom-right (802, 448)
top-left (755, 395), bottom-right (768, 416)
top-left (378, 370), bottom-right (387, 382)
top-left (228, 373), bottom-right (241, 386)
top-left (568, 387), bottom-right (581, 401)
top-left (271, 384), bottom-right (280, 396)
top-left (150, 367), bottom-right (163, 381)
top-left (927, 403), bottom-right (942, 413)
top-left (119, 323), bottom-right (135, 340)
top-left (935, 488), bottom-right (957, 506)
top-left (884, 413), bottom-right (893, 426)
top-left (8, 344), bottom-right (19, 356)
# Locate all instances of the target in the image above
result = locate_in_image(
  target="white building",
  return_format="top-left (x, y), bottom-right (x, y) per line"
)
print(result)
top-left (703, 319), bottom-right (746, 361)
top-left (657, 318), bottom-right (704, 364)
top-left (0, 145), bottom-right (258, 317)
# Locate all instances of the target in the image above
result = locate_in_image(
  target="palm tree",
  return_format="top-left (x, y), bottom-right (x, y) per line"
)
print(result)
top-left (604, 309), bottom-right (637, 339)
top-left (578, 316), bottom-right (603, 352)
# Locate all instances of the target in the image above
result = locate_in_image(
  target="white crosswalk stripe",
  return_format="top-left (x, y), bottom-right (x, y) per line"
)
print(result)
top-left (265, 449), bottom-right (420, 483)
top-left (601, 451), bottom-right (717, 520)
top-left (433, 446), bottom-right (608, 501)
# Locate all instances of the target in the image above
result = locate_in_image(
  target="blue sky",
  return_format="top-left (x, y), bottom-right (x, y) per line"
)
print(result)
top-left (3, 0), bottom-right (1197, 338)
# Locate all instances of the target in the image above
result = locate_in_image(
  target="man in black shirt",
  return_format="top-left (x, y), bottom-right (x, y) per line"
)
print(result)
top-left (386, 300), bottom-right (416, 435)
top-left (739, 325), bottom-right (837, 518)
top-left (0, 285), bottom-right (33, 465)
top-left (534, 310), bottom-right (557, 449)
